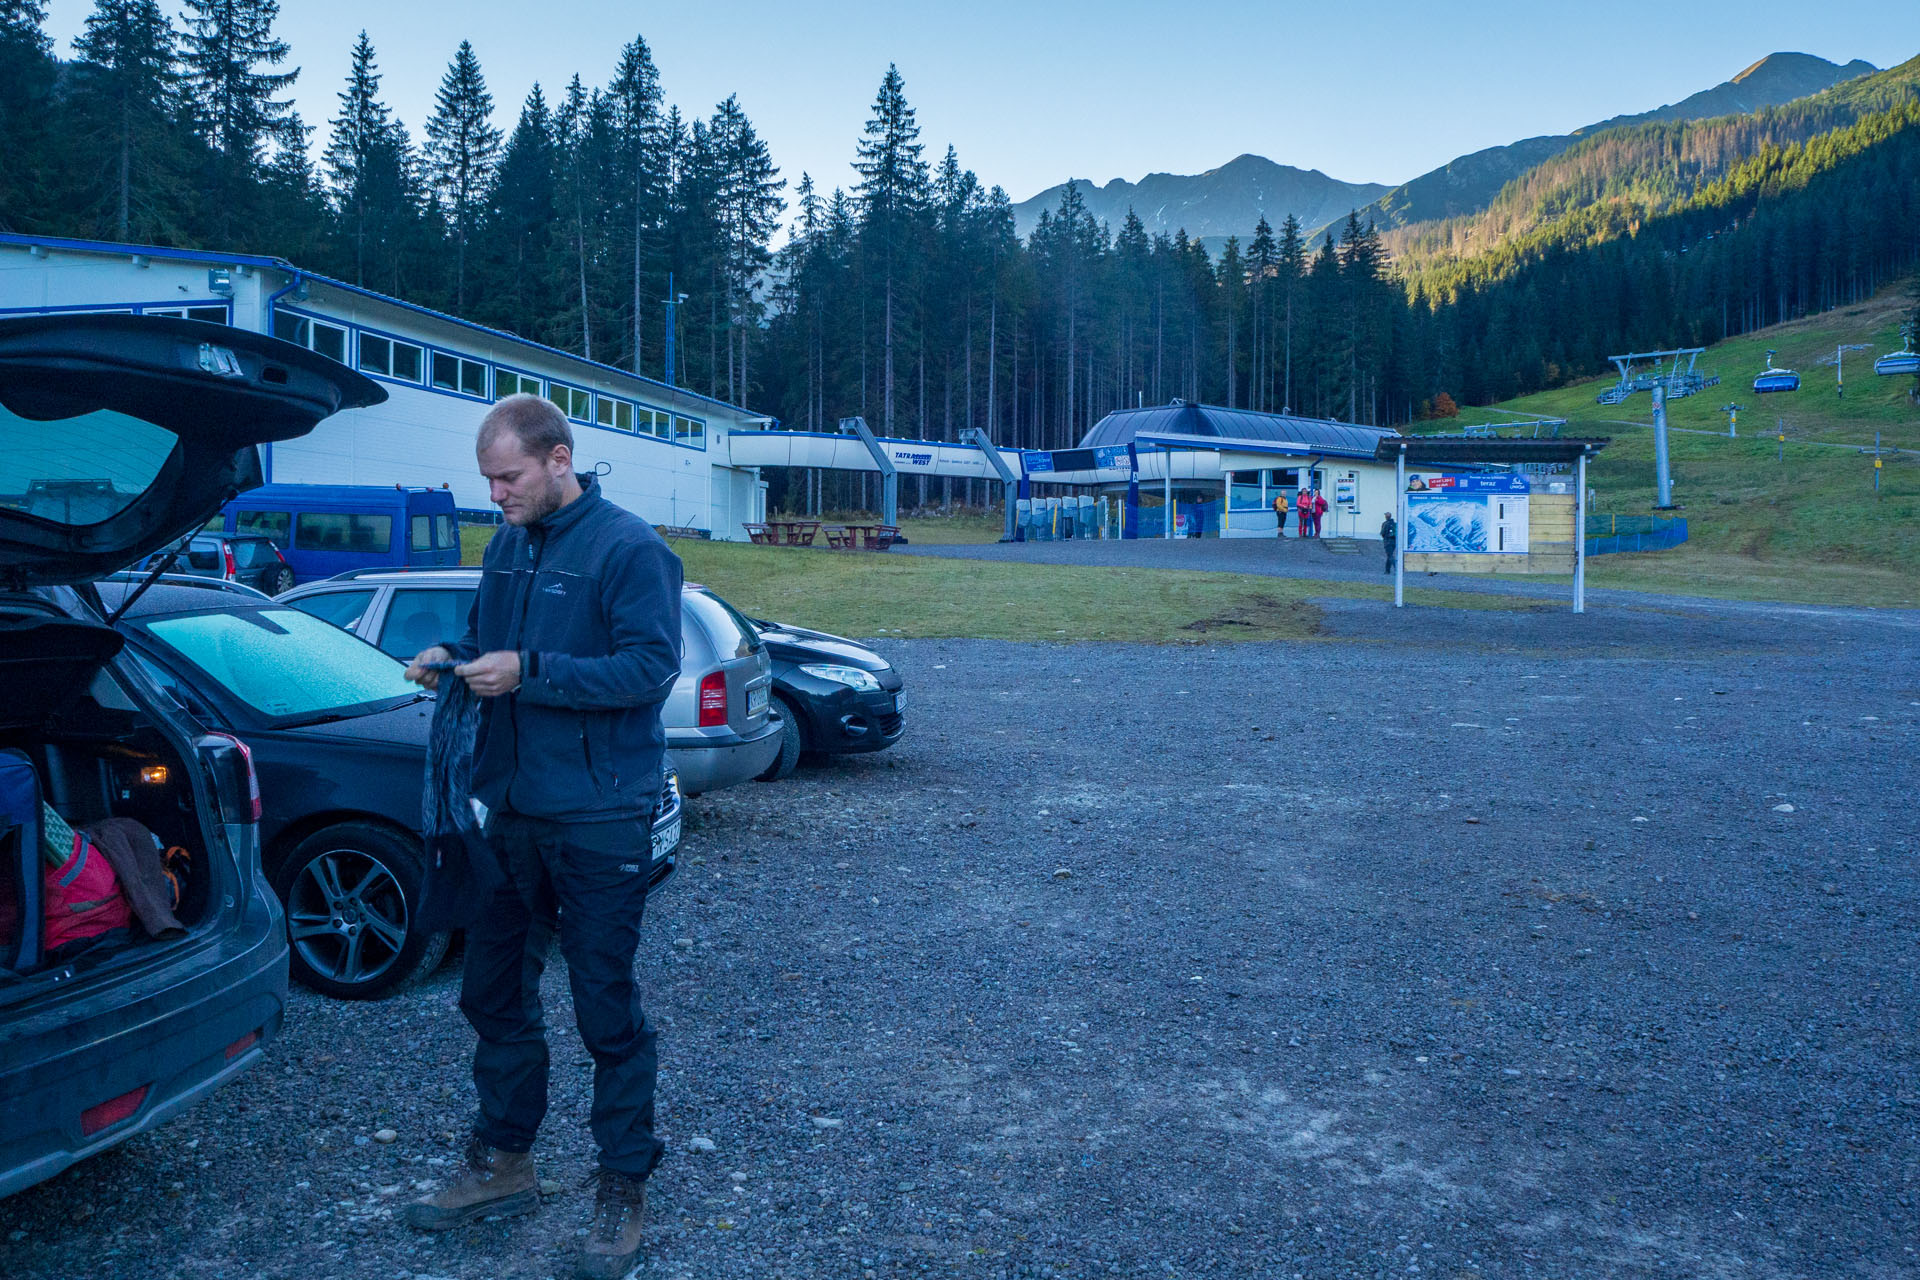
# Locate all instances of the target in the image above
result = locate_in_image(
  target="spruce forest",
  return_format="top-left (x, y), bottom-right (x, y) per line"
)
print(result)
top-left (3, 2), bottom-right (1919, 511)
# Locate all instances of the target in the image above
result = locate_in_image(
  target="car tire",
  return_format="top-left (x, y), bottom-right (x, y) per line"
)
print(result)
top-left (272, 822), bottom-right (448, 1000)
top-left (264, 566), bottom-right (295, 596)
top-left (755, 698), bottom-right (803, 782)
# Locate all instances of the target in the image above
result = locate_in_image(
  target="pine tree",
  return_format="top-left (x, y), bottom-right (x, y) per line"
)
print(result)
top-left (424, 40), bottom-right (501, 310)
top-left (479, 84), bottom-right (556, 340)
top-left (0, 0), bottom-right (56, 234)
top-left (1276, 213), bottom-right (1305, 412)
top-left (179, 0), bottom-right (299, 163)
top-left (853, 65), bottom-right (927, 434)
top-left (323, 31), bottom-right (401, 285)
top-left (710, 94), bottom-right (783, 406)
top-left (71, 0), bottom-right (183, 241)
top-left (608, 37), bottom-right (663, 375)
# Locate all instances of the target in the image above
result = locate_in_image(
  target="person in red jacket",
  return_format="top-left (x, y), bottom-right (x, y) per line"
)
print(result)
top-left (1312, 488), bottom-right (1329, 537)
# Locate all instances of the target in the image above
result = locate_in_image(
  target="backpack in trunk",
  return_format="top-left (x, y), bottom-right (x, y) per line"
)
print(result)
top-left (44, 829), bottom-right (133, 957)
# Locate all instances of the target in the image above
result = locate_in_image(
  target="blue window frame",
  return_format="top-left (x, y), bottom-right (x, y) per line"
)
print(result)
top-left (272, 308), bottom-right (348, 364)
top-left (548, 382), bottom-right (591, 423)
top-left (431, 350), bottom-right (489, 399)
top-left (595, 394), bottom-right (637, 433)
top-left (672, 414), bottom-right (706, 449)
top-left (495, 368), bottom-right (542, 398)
top-left (357, 331), bottom-right (425, 383)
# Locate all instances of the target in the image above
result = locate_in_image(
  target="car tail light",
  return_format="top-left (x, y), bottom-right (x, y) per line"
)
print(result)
top-left (198, 731), bottom-right (262, 823)
top-left (272, 543), bottom-right (288, 565)
top-left (222, 541), bottom-right (237, 579)
top-left (697, 671), bottom-right (728, 727)
top-left (81, 1085), bottom-right (150, 1136)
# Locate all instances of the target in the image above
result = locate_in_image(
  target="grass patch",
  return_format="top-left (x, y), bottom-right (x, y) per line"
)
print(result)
top-left (667, 539), bottom-right (1536, 643)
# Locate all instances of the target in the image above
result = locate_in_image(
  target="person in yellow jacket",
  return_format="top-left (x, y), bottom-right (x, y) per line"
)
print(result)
top-left (1271, 490), bottom-right (1290, 538)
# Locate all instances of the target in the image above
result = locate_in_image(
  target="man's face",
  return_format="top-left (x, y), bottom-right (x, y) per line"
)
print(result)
top-left (480, 435), bottom-right (569, 527)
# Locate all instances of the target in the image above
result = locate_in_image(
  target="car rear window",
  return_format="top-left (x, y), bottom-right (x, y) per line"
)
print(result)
top-left (143, 608), bottom-right (415, 720)
top-left (295, 512), bottom-right (392, 554)
top-left (231, 539), bottom-right (277, 569)
top-left (684, 589), bottom-right (762, 659)
top-left (183, 541), bottom-right (220, 571)
top-left (0, 406), bottom-right (177, 527)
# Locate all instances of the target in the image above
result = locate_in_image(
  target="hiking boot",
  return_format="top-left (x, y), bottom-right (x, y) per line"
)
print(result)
top-left (403, 1139), bottom-right (539, 1230)
top-left (578, 1168), bottom-right (648, 1279)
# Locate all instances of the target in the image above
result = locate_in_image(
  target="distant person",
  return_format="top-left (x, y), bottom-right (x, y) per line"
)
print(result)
top-left (1272, 490), bottom-right (1289, 537)
top-left (1381, 513), bottom-right (1397, 574)
top-left (1189, 500), bottom-right (1206, 538)
top-left (1312, 489), bottom-right (1329, 538)
top-left (1300, 489), bottom-right (1316, 538)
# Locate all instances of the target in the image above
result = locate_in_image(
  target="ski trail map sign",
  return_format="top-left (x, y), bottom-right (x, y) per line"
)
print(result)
top-left (1405, 473), bottom-right (1531, 554)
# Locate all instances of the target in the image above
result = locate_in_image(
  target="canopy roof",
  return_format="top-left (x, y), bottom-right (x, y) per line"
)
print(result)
top-left (1083, 401), bottom-right (1399, 460)
top-left (1372, 436), bottom-right (1611, 465)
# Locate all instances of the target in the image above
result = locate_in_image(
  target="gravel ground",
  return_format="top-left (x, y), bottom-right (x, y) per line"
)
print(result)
top-left (3, 600), bottom-right (1916, 1280)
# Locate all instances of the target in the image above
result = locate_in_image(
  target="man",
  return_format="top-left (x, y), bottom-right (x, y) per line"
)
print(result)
top-left (1380, 512), bottom-right (1398, 575)
top-left (1271, 489), bottom-right (1289, 538)
top-left (402, 395), bottom-right (682, 1280)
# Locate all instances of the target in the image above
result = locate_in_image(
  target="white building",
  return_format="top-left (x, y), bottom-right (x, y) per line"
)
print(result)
top-left (0, 234), bottom-right (767, 537)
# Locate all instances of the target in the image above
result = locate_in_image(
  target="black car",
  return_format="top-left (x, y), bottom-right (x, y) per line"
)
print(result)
top-left (749, 620), bottom-right (905, 781)
top-left (0, 312), bottom-right (383, 1197)
top-left (143, 532), bottom-right (296, 596)
top-left (92, 581), bottom-right (683, 1000)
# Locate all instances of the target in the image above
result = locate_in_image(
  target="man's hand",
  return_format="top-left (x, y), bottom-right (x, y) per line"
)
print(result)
top-left (405, 645), bottom-right (453, 690)
top-left (457, 650), bottom-right (523, 698)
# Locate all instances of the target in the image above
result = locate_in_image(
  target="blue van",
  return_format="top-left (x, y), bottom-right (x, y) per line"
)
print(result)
top-left (216, 484), bottom-right (462, 584)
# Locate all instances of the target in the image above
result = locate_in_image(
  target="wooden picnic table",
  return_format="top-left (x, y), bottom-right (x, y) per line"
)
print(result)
top-left (765, 519), bottom-right (821, 546)
top-left (822, 523), bottom-right (899, 551)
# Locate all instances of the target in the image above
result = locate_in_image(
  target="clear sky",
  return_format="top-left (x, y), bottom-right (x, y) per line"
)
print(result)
top-left (39, 1), bottom-right (1920, 209)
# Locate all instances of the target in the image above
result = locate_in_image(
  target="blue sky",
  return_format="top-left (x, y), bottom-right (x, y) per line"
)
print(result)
top-left (39, 1), bottom-right (1920, 208)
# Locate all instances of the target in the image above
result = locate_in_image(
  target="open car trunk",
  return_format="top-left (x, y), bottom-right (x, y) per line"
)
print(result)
top-left (0, 596), bottom-right (247, 998)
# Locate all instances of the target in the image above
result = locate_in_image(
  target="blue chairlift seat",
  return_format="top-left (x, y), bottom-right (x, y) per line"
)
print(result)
top-left (1753, 369), bottom-right (1800, 394)
top-left (1874, 351), bottom-right (1920, 377)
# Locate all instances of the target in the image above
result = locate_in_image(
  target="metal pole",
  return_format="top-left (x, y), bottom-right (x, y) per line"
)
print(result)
top-left (1393, 445), bottom-right (1405, 608)
top-left (1162, 458), bottom-right (1172, 540)
top-left (1651, 382), bottom-right (1673, 508)
top-left (663, 272), bottom-right (677, 388)
top-left (1574, 451), bottom-right (1587, 615)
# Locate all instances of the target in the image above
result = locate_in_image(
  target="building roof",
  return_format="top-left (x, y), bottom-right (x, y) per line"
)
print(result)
top-left (1372, 435), bottom-right (1611, 465)
top-left (0, 232), bottom-right (759, 420)
top-left (1083, 401), bottom-right (1400, 459)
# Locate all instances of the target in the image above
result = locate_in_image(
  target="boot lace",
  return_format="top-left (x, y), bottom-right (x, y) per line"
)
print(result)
top-left (586, 1168), bottom-right (646, 1242)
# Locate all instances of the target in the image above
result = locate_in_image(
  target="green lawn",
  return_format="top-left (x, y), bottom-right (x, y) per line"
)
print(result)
top-left (666, 539), bottom-right (1539, 644)
top-left (1445, 282), bottom-right (1920, 608)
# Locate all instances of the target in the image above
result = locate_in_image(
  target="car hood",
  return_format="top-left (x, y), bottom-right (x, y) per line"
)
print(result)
top-left (0, 314), bottom-right (385, 587)
top-left (758, 624), bottom-right (891, 671)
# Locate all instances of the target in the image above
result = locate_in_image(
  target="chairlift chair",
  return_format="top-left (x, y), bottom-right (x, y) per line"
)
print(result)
top-left (1874, 326), bottom-right (1919, 377)
top-left (1752, 349), bottom-right (1800, 394)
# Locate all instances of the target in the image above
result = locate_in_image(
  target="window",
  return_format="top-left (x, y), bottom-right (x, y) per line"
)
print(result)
top-left (282, 588), bottom-right (377, 633)
top-left (358, 333), bottom-right (424, 382)
top-left (271, 311), bottom-right (347, 363)
top-left (142, 609), bottom-right (415, 720)
top-left (548, 383), bottom-right (591, 422)
top-left (435, 514), bottom-right (458, 548)
top-left (294, 512), bottom-right (393, 554)
top-left (496, 369), bottom-right (541, 398)
top-left (373, 588), bottom-right (476, 660)
top-left (231, 538), bottom-right (279, 569)
top-left (596, 396), bottom-right (637, 432)
top-left (411, 514), bottom-right (432, 551)
top-left (431, 350), bottom-right (488, 398)
top-left (183, 540), bottom-right (220, 571)
top-left (673, 414), bottom-right (705, 447)
top-left (0, 405), bottom-right (176, 526)
top-left (144, 306), bottom-right (229, 324)
top-left (234, 509), bottom-right (290, 544)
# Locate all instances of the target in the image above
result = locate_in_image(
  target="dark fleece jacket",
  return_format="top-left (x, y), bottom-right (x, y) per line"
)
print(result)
top-left (449, 475), bottom-right (683, 822)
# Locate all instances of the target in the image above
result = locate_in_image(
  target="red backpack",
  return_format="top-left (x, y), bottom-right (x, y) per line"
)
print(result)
top-left (44, 831), bottom-right (132, 954)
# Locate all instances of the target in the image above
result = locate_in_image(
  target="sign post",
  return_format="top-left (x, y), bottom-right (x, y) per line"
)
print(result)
top-left (1574, 450), bottom-right (1588, 614)
top-left (1393, 445), bottom-right (1406, 608)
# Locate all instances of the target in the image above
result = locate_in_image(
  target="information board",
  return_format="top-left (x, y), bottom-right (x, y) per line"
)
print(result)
top-left (1405, 473), bottom-right (1530, 554)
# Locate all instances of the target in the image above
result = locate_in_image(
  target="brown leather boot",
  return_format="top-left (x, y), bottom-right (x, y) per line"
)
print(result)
top-left (403, 1138), bottom-right (539, 1230)
top-left (577, 1168), bottom-right (647, 1279)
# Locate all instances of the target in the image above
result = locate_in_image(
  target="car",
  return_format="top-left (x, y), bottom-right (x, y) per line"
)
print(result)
top-left (141, 531), bottom-right (295, 596)
top-left (747, 617), bottom-right (906, 782)
top-left (277, 569), bottom-right (784, 797)
top-left (0, 311), bottom-right (383, 1197)
top-left (90, 579), bottom-right (683, 1001)
top-left (215, 483), bottom-right (463, 583)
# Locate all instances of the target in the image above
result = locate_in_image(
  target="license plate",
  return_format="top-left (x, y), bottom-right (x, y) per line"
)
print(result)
top-left (651, 817), bottom-right (681, 861)
top-left (894, 690), bottom-right (907, 714)
top-left (748, 685), bottom-right (768, 716)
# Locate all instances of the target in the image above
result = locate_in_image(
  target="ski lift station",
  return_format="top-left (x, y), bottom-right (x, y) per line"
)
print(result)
top-left (4, 232), bottom-right (1599, 572)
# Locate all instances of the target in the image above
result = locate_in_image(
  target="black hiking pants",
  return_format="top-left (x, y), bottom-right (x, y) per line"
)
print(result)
top-left (459, 810), bottom-right (663, 1178)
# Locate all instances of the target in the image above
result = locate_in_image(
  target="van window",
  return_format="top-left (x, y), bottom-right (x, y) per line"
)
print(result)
top-left (283, 588), bottom-right (376, 631)
top-left (235, 509), bottom-right (290, 543)
top-left (374, 588), bottom-right (475, 659)
top-left (411, 515), bottom-right (432, 551)
top-left (435, 514), bottom-right (458, 548)
top-left (295, 512), bottom-right (393, 554)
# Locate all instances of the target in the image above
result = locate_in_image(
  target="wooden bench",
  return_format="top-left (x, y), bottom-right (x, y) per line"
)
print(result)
top-left (742, 522), bottom-right (771, 544)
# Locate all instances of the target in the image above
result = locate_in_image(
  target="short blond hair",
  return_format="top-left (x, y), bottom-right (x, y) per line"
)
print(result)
top-left (478, 393), bottom-right (573, 459)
